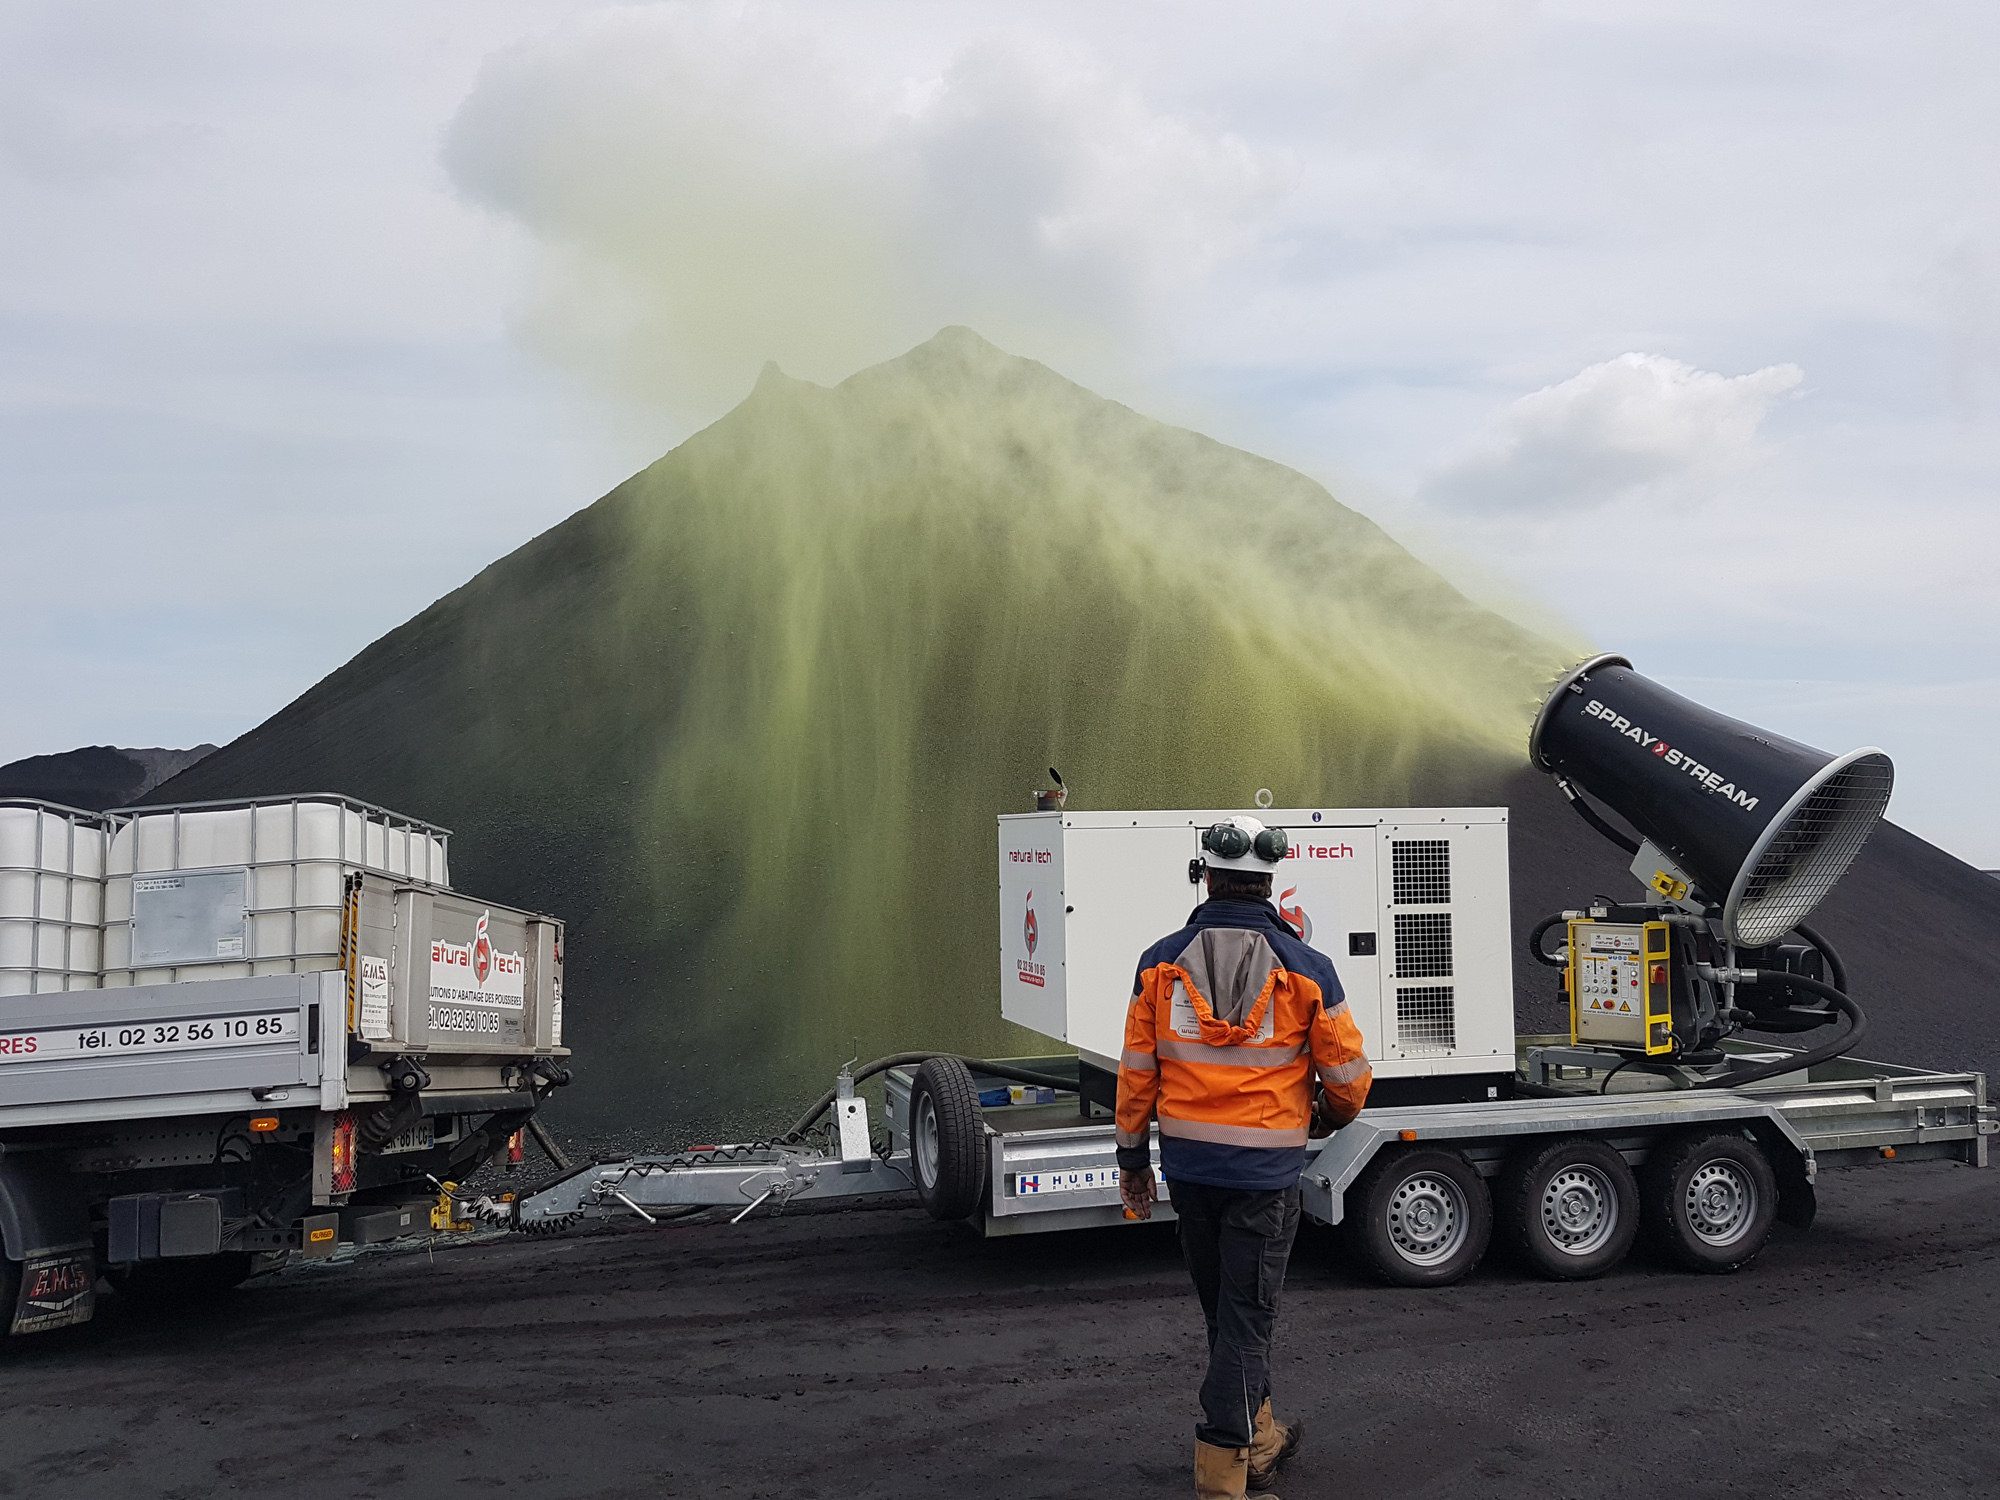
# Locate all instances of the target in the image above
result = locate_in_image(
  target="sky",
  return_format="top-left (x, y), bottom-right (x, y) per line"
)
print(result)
top-left (2, 1), bottom-right (1997, 865)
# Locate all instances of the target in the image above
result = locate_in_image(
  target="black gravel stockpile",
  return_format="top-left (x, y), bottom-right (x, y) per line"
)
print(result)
top-left (2, 1161), bottom-right (1995, 1498)
top-left (0, 744), bottom-right (215, 812)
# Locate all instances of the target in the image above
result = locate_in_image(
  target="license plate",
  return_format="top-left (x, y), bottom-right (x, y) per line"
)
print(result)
top-left (381, 1121), bottom-right (437, 1155)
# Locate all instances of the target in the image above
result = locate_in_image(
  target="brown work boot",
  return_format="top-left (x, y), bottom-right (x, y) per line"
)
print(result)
top-left (1248, 1398), bottom-right (1304, 1491)
top-left (1195, 1439), bottom-right (1267, 1500)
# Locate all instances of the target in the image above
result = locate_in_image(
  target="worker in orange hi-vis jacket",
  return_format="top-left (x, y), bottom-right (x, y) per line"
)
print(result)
top-left (1116, 815), bottom-right (1372, 1500)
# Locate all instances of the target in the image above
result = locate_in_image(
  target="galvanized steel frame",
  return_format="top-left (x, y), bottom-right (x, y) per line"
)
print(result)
top-left (101, 794), bottom-right (453, 984)
top-left (507, 1051), bottom-right (1993, 1239)
top-left (0, 800), bottom-right (111, 993)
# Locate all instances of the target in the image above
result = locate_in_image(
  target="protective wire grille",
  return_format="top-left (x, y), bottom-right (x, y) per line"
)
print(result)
top-left (1393, 911), bottom-right (1453, 978)
top-left (1732, 753), bottom-right (1894, 946)
top-left (1397, 986), bottom-right (1456, 1053)
top-left (1392, 840), bottom-right (1451, 904)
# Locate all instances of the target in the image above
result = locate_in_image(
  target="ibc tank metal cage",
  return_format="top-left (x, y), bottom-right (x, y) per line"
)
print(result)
top-left (0, 799), bottom-right (110, 995)
top-left (101, 794), bottom-right (452, 984)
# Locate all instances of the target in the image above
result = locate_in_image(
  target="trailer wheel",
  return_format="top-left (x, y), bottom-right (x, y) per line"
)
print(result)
top-left (910, 1057), bottom-right (987, 1221)
top-left (1343, 1148), bottom-right (1491, 1287)
top-left (1642, 1131), bottom-right (1777, 1273)
top-left (1502, 1136), bottom-right (1639, 1280)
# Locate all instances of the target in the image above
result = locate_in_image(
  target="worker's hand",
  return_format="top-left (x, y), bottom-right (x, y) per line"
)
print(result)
top-left (1310, 1084), bottom-right (1338, 1139)
top-left (1120, 1165), bottom-right (1157, 1220)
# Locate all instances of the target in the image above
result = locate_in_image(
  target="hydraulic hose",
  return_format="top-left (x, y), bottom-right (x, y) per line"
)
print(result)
top-left (1692, 970), bottom-right (1866, 1089)
top-left (784, 1053), bottom-right (1080, 1141)
top-left (1527, 913), bottom-right (1569, 968)
top-left (1793, 920), bottom-right (1848, 993)
top-left (1735, 924), bottom-right (1851, 1032)
top-left (1555, 776), bottom-right (1642, 856)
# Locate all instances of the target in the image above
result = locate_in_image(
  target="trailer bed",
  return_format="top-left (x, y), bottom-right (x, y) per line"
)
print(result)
top-left (512, 1047), bottom-right (1993, 1242)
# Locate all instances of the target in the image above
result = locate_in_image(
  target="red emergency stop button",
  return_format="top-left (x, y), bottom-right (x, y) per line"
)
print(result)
top-left (1650, 963), bottom-right (1667, 984)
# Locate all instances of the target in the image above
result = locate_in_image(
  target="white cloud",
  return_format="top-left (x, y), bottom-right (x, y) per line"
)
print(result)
top-left (1421, 353), bottom-right (1804, 511)
top-left (443, 9), bottom-right (1290, 416)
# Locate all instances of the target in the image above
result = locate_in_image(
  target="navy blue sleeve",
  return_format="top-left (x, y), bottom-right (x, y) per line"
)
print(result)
top-left (1132, 929), bottom-right (1191, 996)
top-left (1273, 929), bottom-right (1344, 1009)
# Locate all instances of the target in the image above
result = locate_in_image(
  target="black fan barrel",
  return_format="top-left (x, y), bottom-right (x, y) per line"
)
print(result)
top-left (1530, 654), bottom-right (1893, 947)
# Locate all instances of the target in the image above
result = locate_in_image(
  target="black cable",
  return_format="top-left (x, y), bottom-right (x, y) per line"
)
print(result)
top-left (1527, 914), bottom-right (1569, 969)
top-left (1556, 777), bottom-right (1642, 856)
top-left (784, 1053), bottom-right (1078, 1140)
top-left (1686, 972), bottom-right (1866, 1089)
top-left (1793, 921), bottom-right (1848, 993)
top-left (1598, 1056), bottom-right (1636, 1095)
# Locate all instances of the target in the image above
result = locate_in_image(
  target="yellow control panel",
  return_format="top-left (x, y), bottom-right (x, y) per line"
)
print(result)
top-left (1567, 918), bottom-right (1674, 1055)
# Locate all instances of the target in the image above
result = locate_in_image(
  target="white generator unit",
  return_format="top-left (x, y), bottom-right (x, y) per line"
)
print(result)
top-left (997, 807), bottom-right (1515, 1099)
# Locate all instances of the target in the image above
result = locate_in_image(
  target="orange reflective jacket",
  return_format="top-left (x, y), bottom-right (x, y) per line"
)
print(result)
top-left (1115, 898), bottom-right (1371, 1190)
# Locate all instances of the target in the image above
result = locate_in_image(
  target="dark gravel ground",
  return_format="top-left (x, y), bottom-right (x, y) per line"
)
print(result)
top-left (1, 1159), bottom-right (1995, 1500)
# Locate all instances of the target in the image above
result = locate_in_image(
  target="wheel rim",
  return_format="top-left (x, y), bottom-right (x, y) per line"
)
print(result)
top-left (1386, 1172), bottom-right (1469, 1266)
top-left (1539, 1164), bottom-right (1620, 1257)
top-left (914, 1092), bottom-right (940, 1191)
top-left (1684, 1158), bottom-right (1757, 1246)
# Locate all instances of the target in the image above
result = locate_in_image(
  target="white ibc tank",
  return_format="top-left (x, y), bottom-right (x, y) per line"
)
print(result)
top-left (104, 796), bottom-right (451, 986)
top-left (0, 801), bottom-right (108, 996)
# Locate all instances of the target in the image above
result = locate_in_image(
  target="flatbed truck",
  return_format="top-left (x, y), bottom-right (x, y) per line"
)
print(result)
top-left (0, 794), bottom-right (567, 1334)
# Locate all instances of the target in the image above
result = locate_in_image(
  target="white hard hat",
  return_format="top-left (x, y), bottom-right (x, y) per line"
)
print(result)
top-left (1200, 814), bottom-right (1289, 871)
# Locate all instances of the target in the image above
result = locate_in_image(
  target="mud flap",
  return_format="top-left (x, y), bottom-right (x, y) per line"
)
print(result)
top-left (1753, 1121), bottom-right (1817, 1229)
top-left (1, 1154), bottom-right (97, 1334)
top-left (12, 1248), bottom-right (95, 1335)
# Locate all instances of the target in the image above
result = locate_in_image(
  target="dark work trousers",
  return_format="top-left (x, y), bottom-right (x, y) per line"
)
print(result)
top-left (1165, 1178), bottom-right (1302, 1449)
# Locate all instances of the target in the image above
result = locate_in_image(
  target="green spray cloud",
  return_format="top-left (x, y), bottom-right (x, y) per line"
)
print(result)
top-left (153, 331), bottom-right (1571, 1143)
top-left (600, 330), bottom-right (1566, 1129)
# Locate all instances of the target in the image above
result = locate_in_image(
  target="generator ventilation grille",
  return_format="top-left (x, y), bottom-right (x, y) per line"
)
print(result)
top-left (1392, 839), bottom-right (1451, 905)
top-left (1392, 911), bottom-right (1453, 979)
top-left (1397, 986), bottom-right (1456, 1053)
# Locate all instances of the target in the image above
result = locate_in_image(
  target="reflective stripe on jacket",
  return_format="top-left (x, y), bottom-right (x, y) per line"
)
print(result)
top-left (1114, 897), bottom-right (1372, 1191)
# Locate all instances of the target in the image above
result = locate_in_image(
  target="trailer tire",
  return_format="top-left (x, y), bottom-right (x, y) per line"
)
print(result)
top-left (910, 1057), bottom-right (987, 1222)
top-left (1501, 1136), bottom-right (1639, 1280)
top-left (1343, 1147), bottom-right (1491, 1287)
top-left (1642, 1131), bottom-right (1777, 1273)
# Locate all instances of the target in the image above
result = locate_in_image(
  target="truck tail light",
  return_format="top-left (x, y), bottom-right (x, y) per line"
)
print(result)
top-left (249, 1116), bottom-right (279, 1133)
top-left (329, 1110), bottom-right (358, 1194)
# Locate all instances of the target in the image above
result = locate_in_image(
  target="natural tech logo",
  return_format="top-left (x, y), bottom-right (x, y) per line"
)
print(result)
top-left (472, 910), bottom-right (494, 985)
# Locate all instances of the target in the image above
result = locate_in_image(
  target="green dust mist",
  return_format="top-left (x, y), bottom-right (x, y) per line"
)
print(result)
top-left (152, 329), bottom-right (1573, 1146)
top-left (593, 329), bottom-right (1568, 1139)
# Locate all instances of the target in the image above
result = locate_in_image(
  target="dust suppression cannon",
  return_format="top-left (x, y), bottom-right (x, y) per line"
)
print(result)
top-left (1527, 653), bottom-right (1892, 1087)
